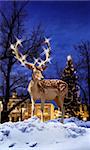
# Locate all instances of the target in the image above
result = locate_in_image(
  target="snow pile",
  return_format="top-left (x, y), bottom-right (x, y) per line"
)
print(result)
top-left (64, 117), bottom-right (90, 128)
top-left (0, 117), bottom-right (90, 150)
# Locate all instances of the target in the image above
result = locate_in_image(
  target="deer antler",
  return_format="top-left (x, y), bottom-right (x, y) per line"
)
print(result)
top-left (10, 37), bottom-right (51, 70)
top-left (36, 37), bottom-right (51, 67)
top-left (10, 38), bottom-right (26, 66)
top-left (10, 38), bottom-right (35, 69)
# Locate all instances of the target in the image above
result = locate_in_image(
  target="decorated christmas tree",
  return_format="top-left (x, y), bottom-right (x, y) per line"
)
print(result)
top-left (61, 55), bottom-right (81, 117)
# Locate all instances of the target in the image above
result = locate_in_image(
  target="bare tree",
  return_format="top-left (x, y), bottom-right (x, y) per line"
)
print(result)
top-left (0, 1), bottom-right (45, 123)
top-left (74, 41), bottom-right (90, 119)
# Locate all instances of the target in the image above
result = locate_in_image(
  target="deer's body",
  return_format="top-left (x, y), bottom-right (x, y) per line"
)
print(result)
top-left (27, 68), bottom-right (68, 123)
top-left (11, 37), bottom-right (68, 123)
top-left (28, 79), bottom-right (68, 101)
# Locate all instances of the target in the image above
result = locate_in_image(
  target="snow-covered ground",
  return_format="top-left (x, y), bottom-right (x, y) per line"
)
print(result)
top-left (0, 117), bottom-right (90, 150)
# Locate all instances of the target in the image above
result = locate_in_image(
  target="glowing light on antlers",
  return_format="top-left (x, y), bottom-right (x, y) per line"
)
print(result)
top-left (41, 47), bottom-right (49, 56)
top-left (33, 58), bottom-right (40, 65)
top-left (10, 38), bottom-right (27, 67)
top-left (44, 37), bottom-right (51, 44)
top-left (15, 37), bottom-right (22, 47)
top-left (21, 54), bottom-right (27, 61)
top-left (43, 47), bottom-right (50, 53)
top-left (47, 57), bottom-right (52, 64)
top-left (10, 36), bottom-right (51, 69)
top-left (36, 37), bottom-right (51, 67)
top-left (10, 44), bottom-right (15, 51)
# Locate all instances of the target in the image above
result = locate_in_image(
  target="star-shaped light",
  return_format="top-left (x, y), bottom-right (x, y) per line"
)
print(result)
top-left (47, 57), bottom-right (52, 64)
top-left (44, 37), bottom-right (51, 44)
top-left (16, 37), bottom-right (22, 47)
top-left (34, 58), bottom-right (39, 65)
top-left (41, 47), bottom-right (49, 56)
top-left (21, 54), bottom-right (27, 61)
top-left (44, 47), bottom-right (50, 53)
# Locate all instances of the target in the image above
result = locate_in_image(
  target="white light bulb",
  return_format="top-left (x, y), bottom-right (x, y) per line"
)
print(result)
top-left (44, 37), bottom-right (51, 44)
top-left (16, 37), bottom-right (22, 46)
top-left (10, 44), bottom-right (15, 50)
top-left (67, 55), bottom-right (72, 61)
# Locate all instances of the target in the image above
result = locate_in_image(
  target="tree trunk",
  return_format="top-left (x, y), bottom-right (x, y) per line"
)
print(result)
top-left (86, 50), bottom-right (90, 120)
top-left (1, 110), bottom-right (9, 123)
top-left (1, 100), bottom-right (9, 123)
top-left (1, 59), bottom-right (11, 123)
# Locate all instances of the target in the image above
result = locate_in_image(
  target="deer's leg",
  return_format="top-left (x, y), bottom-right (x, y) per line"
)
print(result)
top-left (31, 96), bottom-right (35, 117)
top-left (41, 101), bottom-right (45, 122)
top-left (55, 97), bottom-right (60, 108)
top-left (59, 96), bottom-right (65, 123)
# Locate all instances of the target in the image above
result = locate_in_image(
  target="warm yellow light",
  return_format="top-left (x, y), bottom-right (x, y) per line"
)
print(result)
top-left (24, 112), bottom-right (28, 116)
top-left (83, 117), bottom-right (87, 121)
top-left (0, 101), bottom-right (3, 111)
top-left (21, 108), bottom-right (26, 113)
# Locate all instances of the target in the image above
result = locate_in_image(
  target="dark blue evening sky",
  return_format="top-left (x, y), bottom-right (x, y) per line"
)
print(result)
top-left (0, 1), bottom-right (90, 78)
top-left (24, 1), bottom-right (90, 77)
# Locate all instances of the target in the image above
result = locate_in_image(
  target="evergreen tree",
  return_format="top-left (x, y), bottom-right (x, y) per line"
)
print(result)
top-left (61, 55), bottom-right (81, 117)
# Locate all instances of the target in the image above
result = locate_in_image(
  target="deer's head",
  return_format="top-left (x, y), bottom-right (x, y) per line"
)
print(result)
top-left (10, 37), bottom-right (51, 81)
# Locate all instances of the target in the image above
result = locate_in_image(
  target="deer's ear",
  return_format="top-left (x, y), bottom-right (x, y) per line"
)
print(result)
top-left (26, 63), bottom-right (35, 70)
top-left (42, 65), bottom-right (48, 71)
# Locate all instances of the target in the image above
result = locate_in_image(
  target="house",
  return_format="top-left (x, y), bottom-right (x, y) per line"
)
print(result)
top-left (8, 92), bottom-right (55, 122)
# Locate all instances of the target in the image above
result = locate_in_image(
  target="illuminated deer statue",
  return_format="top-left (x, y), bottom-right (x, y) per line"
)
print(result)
top-left (10, 38), bottom-right (68, 123)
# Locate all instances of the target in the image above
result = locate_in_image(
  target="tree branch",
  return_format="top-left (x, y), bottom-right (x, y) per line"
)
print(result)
top-left (0, 10), bottom-right (10, 28)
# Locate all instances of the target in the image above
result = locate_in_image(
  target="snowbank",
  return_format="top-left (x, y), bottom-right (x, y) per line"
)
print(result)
top-left (64, 117), bottom-right (90, 128)
top-left (0, 117), bottom-right (90, 150)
